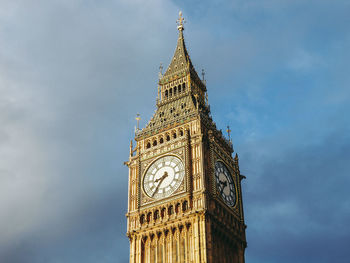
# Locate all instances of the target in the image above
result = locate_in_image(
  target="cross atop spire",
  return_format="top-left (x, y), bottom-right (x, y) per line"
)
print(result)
top-left (176, 11), bottom-right (185, 31)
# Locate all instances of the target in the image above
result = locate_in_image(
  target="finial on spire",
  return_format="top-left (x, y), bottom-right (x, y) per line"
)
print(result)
top-left (158, 63), bottom-right (163, 79)
top-left (135, 113), bottom-right (141, 131)
top-left (159, 63), bottom-right (163, 74)
top-left (176, 11), bottom-right (185, 31)
top-left (202, 69), bottom-right (207, 86)
top-left (226, 125), bottom-right (232, 142)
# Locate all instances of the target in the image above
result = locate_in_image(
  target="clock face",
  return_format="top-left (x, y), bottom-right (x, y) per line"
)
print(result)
top-left (143, 155), bottom-right (185, 199)
top-left (215, 161), bottom-right (236, 207)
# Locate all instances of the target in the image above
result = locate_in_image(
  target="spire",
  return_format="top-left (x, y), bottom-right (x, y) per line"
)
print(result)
top-left (161, 11), bottom-right (196, 80)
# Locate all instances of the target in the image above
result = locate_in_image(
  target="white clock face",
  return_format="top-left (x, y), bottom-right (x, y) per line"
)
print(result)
top-left (215, 161), bottom-right (236, 207)
top-left (143, 155), bottom-right (185, 199)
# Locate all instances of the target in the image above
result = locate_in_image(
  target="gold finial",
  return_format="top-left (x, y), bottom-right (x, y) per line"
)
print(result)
top-left (176, 11), bottom-right (185, 31)
top-left (135, 113), bottom-right (141, 131)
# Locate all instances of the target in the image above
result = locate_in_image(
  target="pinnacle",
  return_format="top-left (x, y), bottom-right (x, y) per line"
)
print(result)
top-left (161, 12), bottom-right (197, 81)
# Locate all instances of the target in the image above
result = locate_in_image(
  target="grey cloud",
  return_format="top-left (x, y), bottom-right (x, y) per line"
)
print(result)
top-left (240, 125), bottom-right (350, 263)
top-left (0, 0), bottom-right (178, 262)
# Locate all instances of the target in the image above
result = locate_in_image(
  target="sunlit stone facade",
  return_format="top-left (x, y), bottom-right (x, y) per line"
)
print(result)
top-left (125, 12), bottom-right (246, 263)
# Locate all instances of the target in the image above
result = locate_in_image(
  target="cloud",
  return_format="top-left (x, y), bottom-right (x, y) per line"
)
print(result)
top-left (243, 127), bottom-right (350, 263)
top-left (0, 0), bottom-right (179, 262)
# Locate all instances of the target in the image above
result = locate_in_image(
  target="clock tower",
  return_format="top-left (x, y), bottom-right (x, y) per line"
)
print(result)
top-left (125, 12), bottom-right (247, 263)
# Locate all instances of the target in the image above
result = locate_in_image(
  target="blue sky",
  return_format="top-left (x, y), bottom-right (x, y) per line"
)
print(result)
top-left (0, 0), bottom-right (349, 262)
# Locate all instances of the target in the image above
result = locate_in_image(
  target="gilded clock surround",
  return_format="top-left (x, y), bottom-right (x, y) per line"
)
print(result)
top-left (125, 12), bottom-right (246, 263)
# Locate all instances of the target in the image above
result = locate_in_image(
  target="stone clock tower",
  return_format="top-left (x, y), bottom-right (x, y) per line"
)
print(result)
top-left (125, 12), bottom-right (247, 263)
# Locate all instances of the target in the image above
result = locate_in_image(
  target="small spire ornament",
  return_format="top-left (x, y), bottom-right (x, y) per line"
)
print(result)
top-left (159, 63), bottom-right (163, 79)
top-left (135, 113), bottom-right (141, 131)
top-left (202, 69), bottom-right (207, 85)
top-left (176, 11), bottom-right (185, 31)
top-left (226, 125), bottom-right (232, 142)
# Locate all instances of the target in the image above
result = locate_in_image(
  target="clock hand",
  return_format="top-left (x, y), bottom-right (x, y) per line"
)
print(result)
top-left (219, 180), bottom-right (227, 188)
top-left (154, 176), bottom-right (164, 183)
top-left (218, 179), bottom-right (228, 197)
top-left (152, 172), bottom-right (168, 197)
top-left (152, 177), bottom-right (166, 197)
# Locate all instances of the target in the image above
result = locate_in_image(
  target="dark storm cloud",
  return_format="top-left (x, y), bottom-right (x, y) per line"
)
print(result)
top-left (0, 0), bottom-right (178, 262)
top-left (1, 0), bottom-right (349, 262)
top-left (241, 127), bottom-right (350, 263)
top-left (1, 188), bottom-right (127, 263)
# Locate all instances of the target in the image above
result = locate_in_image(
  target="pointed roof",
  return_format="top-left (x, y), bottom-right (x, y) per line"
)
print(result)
top-left (161, 12), bottom-right (198, 81)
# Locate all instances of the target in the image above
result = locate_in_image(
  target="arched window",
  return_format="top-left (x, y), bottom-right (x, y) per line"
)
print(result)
top-left (169, 88), bottom-right (172, 97)
top-left (147, 212), bottom-right (152, 223)
top-left (154, 210), bottom-right (159, 220)
top-left (140, 214), bottom-right (145, 224)
top-left (166, 135), bottom-right (170, 141)
top-left (182, 83), bottom-right (186, 92)
top-left (161, 208), bottom-right (166, 218)
top-left (146, 142), bottom-right (151, 149)
top-left (159, 137), bottom-right (164, 144)
top-left (178, 84), bottom-right (181, 93)
top-left (180, 130), bottom-right (184, 136)
top-left (182, 201), bottom-right (188, 212)
top-left (175, 203), bottom-right (180, 214)
top-left (165, 90), bottom-right (168, 98)
top-left (174, 86), bottom-right (177, 95)
top-left (153, 140), bottom-right (157, 146)
top-left (173, 132), bottom-right (177, 139)
top-left (168, 205), bottom-right (174, 216)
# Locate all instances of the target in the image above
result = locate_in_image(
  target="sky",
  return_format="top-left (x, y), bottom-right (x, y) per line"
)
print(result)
top-left (0, 0), bottom-right (349, 262)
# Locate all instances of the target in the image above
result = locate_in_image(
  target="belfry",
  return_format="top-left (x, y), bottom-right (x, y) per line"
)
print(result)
top-left (125, 12), bottom-right (247, 263)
